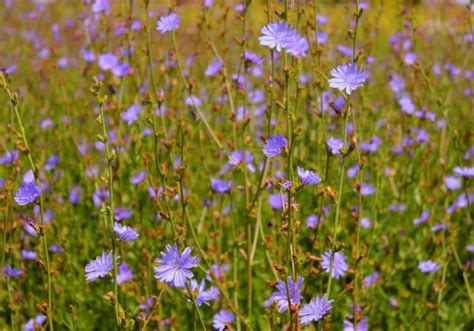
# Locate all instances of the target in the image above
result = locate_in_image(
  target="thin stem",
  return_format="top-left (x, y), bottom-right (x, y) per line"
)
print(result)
top-left (0, 72), bottom-right (54, 331)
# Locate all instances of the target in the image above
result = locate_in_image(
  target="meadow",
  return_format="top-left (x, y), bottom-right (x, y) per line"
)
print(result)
top-left (0, 0), bottom-right (473, 330)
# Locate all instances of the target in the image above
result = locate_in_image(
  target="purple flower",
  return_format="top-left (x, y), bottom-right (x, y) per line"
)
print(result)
top-left (360, 217), bottom-right (371, 228)
top-left (44, 155), bottom-right (59, 171)
top-left (259, 22), bottom-right (294, 52)
top-left (14, 181), bottom-right (41, 206)
top-left (23, 314), bottom-right (47, 331)
top-left (212, 310), bottom-right (235, 331)
top-left (211, 178), bottom-right (232, 193)
top-left (297, 167), bottom-right (321, 186)
top-left (223, 150), bottom-right (255, 173)
top-left (306, 214), bottom-right (320, 228)
top-left (363, 271), bottom-right (380, 287)
top-left (347, 164), bottom-right (360, 178)
top-left (207, 262), bottom-right (230, 280)
top-left (444, 176), bottom-right (462, 190)
top-left (131, 171), bottom-right (147, 185)
top-left (264, 276), bottom-right (303, 313)
top-left (403, 52), bottom-right (417, 65)
top-left (326, 137), bottom-right (344, 155)
top-left (397, 94), bottom-right (416, 114)
top-left (0, 149), bottom-right (18, 165)
top-left (262, 135), bottom-right (288, 157)
top-left (388, 203), bottom-right (406, 212)
top-left (343, 316), bottom-right (368, 331)
top-left (114, 208), bottom-right (132, 221)
top-left (117, 262), bottom-right (134, 285)
top-left (112, 62), bottom-right (130, 77)
top-left (286, 34), bottom-right (309, 57)
top-left (154, 244), bottom-right (199, 288)
top-left (328, 63), bottom-right (368, 94)
top-left (121, 104), bottom-right (142, 125)
top-left (190, 279), bottom-right (220, 306)
top-left (3, 265), bottom-right (23, 278)
top-left (85, 251), bottom-right (114, 282)
top-left (413, 210), bottom-right (430, 225)
top-left (431, 222), bottom-right (448, 232)
top-left (244, 51), bottom-right (263, 66)
top-left (316, 31), bottom-right (328, 44)
top-left (418, 260), bottom-right (439, 273)
top-left (81, 49), bottom-right (96, 62)
top-left (21, 250), bottom-right (38, 260)
top-left (114, 222), bottom-right (139, 241)
top-left (389, 73), bottom-right (405, 94)
top-left (360, 136), bottom-right (381, 153)
top-left (48, 244), bottom-right (64, 253)
top-left (205, 59), bottom-right (222, 77)
top-left (321, 251), bottom-right (348, 279)
top-left (185, 95), bottom-right (202, 107)
top-left (156, 13), bottom-right (180, 34)
top-left (93, 187), bottom-right (109, 207)
top-left (299, 294), bottom-right (334, 325)
top-left (360, 183), bottom-right (375, 196)
top-left (91, 0), bottom-right (109, 13)
top-left (98, 52), bottom-right (118, 70)
top-left (453, 166), bottom-right (474, 178)
top-left (268, 192), bottom-right (287, 210)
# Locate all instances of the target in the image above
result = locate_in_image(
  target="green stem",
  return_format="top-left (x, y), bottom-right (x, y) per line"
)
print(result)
top-left (0, 72), bottom-right (54, 331)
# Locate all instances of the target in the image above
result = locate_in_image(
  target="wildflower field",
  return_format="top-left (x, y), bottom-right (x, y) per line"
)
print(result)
top-left (1, 0), bottom-right (474, 330)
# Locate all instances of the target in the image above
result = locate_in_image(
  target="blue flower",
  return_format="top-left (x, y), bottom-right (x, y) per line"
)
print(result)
top-left (22, 314), bottom-right (47, 331)
top-left (3, 265), bottom-right (23, 278)
top-left (263, 135), bottom-right (288, 157)
top-left (328, 63), bottom-right (368, 94)
top-left (418, 260), bottom-right (439, 273)
top-left (112, 62), bottom-right (130, 77)
top-left (299, 294), bottom-right (334, 325)
top-left (326, 137), bottom-right (344, 155)
top-left (114, 208), bottom-right (133, 221)
top-left (413, 210), bottom-right (430, 225)
top-left (205, 58), bottom-right (222, 77)
top-left (0, 149), bottom-right (18, 165)
top-left (189, 279), bottom-right (220, 306)
top-left (21, 250), bottom-right (38, 260)
top-left (121, 104), bottom-right (141, 125)
top-left (91, 0), bottom-right (109, 13)
top-left (259, 22), bottom-right (308, 57)
top-left (211, 178), bottom-right (232, 193)
top-left (114, 222), bottom-right (139, 241)
top-left (85, 251), bottom-right (114, 282)
top-left (343, 316), bottom-right (368, 331)
top-left (305, 214), bottom-right (320, 228)
top-left (156, 13), bottom-right (180, 34)
top-left (131, 170), bottom-right (147, 185)
top-left (117, 262), bottom-right (134, 285)
top-left (363, 271), bottom-right (380, 287)
top-left (212, 310), bottom-right (235, 331)
top-left (259, 22), bottom-right (293, 52)
top-left (297, 167), bottom-right (321, 186)
top-left (360, 182), bottom-right (375, 196)
top-left (453, 166), bottom-right (474, 177)
top-left (286, 33), bottom-right (309, 57)
top-left (154, 244), bottom-right (199, 288)
top-left (14, 181), bottom-right (41, 206)
top-left (264, 276), bottom-right (303, 313)
top-left (98, 52), bottom-right (118, 70)
top-left (321, 250), bottom-right (348, 279)
top-left (268, 192), bottom-right (287, 210)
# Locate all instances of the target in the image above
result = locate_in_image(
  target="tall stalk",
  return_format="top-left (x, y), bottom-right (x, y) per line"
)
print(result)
top-left (0, 72), bottom-right (54, 331)
top-left (91, 78), bottom-right (120, 327)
